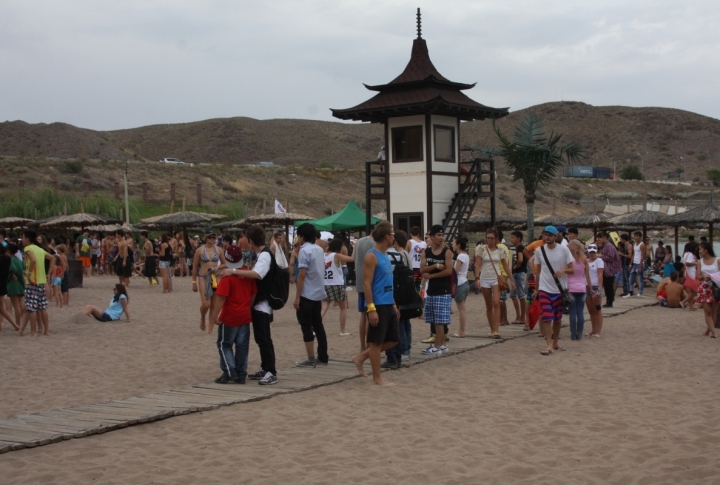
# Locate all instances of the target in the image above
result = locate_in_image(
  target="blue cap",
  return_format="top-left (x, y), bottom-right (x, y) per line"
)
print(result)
top-left (543, 225), bottom-right (558, 235)
top-left (555, 225), bottom-right (567, 234)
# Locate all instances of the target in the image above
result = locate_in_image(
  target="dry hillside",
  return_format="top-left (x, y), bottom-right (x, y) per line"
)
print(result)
top-left (2, 102), bottom-right (720, 181)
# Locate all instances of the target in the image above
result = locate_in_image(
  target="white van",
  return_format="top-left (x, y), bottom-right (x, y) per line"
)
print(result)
top-left (159, 158), bottom-right (185, 165)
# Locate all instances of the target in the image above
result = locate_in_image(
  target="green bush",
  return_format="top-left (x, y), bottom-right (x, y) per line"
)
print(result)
top-left (708, 168), bottom-right (720, 186)
top-left (698, 152), bottom-right (708, 161)
top-left (59, 160), bottom-right (83, 174)
top-left (619, 165), bottom-right (643, 180)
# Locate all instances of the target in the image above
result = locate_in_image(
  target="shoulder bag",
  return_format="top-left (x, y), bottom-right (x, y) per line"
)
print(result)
top-left (540, 246), bottom-right (571, 307)
top-left (488, 248), bottom-right (509, 292)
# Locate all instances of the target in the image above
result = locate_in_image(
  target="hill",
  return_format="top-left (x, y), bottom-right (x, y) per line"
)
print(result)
top-left (2, 102), bottom-right (720, 180)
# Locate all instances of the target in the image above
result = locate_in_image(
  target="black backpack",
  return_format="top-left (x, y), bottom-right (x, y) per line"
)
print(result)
top-left (257, 248), bottom-right (290, 310)
top-left (388, 251), bottom-right (416, 306)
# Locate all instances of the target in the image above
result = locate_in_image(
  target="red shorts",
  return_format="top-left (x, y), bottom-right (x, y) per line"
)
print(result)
top-left (79, 256), bottom-right (91, 267)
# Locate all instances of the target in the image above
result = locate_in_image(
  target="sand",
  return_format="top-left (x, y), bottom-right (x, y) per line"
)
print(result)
top-left (1, 274), bottom-right (720, 484)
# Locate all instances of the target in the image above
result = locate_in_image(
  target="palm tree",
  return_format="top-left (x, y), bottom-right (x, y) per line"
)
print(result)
top-left (492, 113), bottom-right (584, 241)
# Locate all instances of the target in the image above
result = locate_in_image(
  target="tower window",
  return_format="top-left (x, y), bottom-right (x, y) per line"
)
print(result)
top-left (392, 126), bottom-right (423, 162)
top-left (434, 126), bottom-right (455, 162)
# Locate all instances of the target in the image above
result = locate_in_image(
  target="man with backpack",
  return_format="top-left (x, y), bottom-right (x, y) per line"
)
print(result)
top-left (224, 224), bottom-right (282, 385)
top-left (383, 230), bottom-right (416, 368)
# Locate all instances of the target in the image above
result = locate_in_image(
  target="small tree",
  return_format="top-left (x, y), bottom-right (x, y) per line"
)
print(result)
top-left (493, 114), bottom-right (584, 241)
top-left (708, 168), bottom-right (720, 186)
top-left (619, 164), bottom-right (643, 180)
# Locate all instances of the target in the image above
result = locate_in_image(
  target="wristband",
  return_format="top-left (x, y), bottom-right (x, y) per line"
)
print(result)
top-left (193, 281), bottom-right (197, 284)
top-left (436, 263), bottom-right (440, 270)
top-left (366, 303), bottom-right (377, 313)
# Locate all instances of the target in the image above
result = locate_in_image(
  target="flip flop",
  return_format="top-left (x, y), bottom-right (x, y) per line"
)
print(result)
top-left (499, 322), bottom-right (510, 326)
top-left (450, 333), bottom-right (465, 338)
top-left (540, 350), bottom-right (553, 356)
top-left (553, 346), bottom-right (567, 351)
top-left (511, 321), bottom-right (525, 325)
top-left (492, 334), bottom-right (503, 339)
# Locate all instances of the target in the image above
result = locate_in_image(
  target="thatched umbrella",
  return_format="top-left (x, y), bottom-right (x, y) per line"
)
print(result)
top-left (563, 212), bottom-right (613, 240)
top-left (0, 217), bottom-right (34, 228)
top-left (87, 223), bottom-right (140, 234)
top-left (139, 211), bottom-right (227, 229)
top-left (28, 215), bottom-right (65, 228)
top-left (40, 213), bottom-right (122, 229)
top-left (667, 205), bottom-right (720, 253)
top-left (608, 210), bottom-right (670, 250)
top-left (535, 214), bottom-right (565, 227)
top-left (215, 218), bottom-right (248, 230)
top-left (465, 215), bottom-right (527, 233)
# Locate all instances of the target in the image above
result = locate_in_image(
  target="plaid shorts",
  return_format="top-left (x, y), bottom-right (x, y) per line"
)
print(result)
top-left (538, 291), bottom-right (563, 323)
top-left (25, 284), bottom-right (48, 313)
top-left (424, 293), bottom-right (452, 325)
top-left (325, 284), bottom-right (347, 302)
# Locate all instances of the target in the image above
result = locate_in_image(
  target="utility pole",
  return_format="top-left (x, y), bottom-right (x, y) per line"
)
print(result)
top-left (124, 160), bottom-right (130, 224)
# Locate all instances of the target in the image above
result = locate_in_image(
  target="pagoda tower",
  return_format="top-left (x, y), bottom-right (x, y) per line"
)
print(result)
top-left (331, 9), bottom-right (509, 238)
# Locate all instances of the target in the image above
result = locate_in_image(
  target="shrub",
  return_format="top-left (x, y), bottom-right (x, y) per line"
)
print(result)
top-left (59, 160), bottom-right (83, 174)
top-left (619, 165), bottom-right (643, 180)
top-left (698, 152), bottom-right (708, 161)
top-left (562, 190), bottom-right (582, 201)
top-left (707, 169), bottom-right (720, 186)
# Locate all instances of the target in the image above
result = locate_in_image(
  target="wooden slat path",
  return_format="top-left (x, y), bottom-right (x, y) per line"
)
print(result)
top-left (0, 297), bottom-right (657, 454)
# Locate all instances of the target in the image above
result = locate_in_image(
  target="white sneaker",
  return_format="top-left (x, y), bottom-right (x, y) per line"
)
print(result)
top-left (259, 372), bottom-right (277, 385)
top-left (401, 354), bottom-right (410, 361)
top-left (421, 346), bottom-right (440, 356)
top-left (622, 293), bottom-right (633, 299)
top-left (439, 345), bottom-right (449, 354)
top-left (346, 287), bottom-right (353, 291)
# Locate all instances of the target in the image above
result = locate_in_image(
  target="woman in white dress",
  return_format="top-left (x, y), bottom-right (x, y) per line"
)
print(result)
top-left (473, 229), bottom-right (515, 339)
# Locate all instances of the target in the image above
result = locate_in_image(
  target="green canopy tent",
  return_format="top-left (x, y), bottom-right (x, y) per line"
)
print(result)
top-left (294, 201), bottom-right (381, 232)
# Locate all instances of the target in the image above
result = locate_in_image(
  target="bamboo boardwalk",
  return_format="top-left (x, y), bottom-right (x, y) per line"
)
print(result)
top-left (0, 296), bottom-right (657, 454)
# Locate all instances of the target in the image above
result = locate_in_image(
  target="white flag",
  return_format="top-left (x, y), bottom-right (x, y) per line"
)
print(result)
top-left (274, 199), bottom-right (286, 214)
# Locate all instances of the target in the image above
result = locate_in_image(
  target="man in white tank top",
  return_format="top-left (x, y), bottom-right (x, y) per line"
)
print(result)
top-left (625, 231), bottom-right (645, 298)
top-left (405, 226), bottom-right (427, 292)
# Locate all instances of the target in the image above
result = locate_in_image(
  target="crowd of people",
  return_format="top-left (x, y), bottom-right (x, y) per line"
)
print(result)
top-left (3, 217), bottom-right (717, 387)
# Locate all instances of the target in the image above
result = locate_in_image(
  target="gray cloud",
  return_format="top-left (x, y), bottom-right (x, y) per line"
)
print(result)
top-left (1, 0), bottom-right (718, 130)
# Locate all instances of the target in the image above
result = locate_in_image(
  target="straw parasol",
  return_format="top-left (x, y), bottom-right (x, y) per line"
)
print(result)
top-left (40, 213), bottom-right (122, 229)
top-left (667, 204), bottom-right (720, 253)
top-left (465, 215), bottom-right (527, 232)
top-left (86, 223), bottom-right (140, 233)
top-left (245, 213), bottom-right (314, 225)
top-left (0, 217), bottom-right (34, 228)
top-left (607, 210), bottom-right (671, 250)
top-left (564, 211), bottom-right (613, 229)
top-left (138, 211), bottom-right (227, 229)
top-left (535, 214), bottom-right (565, 227)
top-left (214, 218), bottom-right (248, 230)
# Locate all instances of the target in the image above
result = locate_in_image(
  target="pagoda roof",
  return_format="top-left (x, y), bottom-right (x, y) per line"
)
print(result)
top-left (331, 31), bottom-right (509, 123)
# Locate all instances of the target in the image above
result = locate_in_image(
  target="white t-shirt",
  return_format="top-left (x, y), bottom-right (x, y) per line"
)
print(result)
top-left (560, 239), bottom-right (568, 247)
top-left (455, 253), bottom-right (470, 286)
top-left (409, 239), bottom-right (426, 270)
top-left (478, 245), bottom-right (507, 282)
top-left (683, 252), bottom-right (697, 279)
top-left (252, 251), bottom-right (272, 314)
top-left (535, 244), bottom-right (574, 294)
top-left (588, 257), bottom-right (605, 287)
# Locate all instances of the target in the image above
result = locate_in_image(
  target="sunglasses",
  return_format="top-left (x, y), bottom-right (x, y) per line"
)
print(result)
top-left (206, 236), bottom-right (216, 239)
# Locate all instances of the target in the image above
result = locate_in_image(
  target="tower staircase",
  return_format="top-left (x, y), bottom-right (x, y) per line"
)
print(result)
top-left (442, 158), bottom-right (495, 243)
top-left (364, 161), bottom-right (389, 233)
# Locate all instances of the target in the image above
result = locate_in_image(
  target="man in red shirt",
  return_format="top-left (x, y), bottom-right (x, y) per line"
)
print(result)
top-left (210, 244), bottom-right (256, 384)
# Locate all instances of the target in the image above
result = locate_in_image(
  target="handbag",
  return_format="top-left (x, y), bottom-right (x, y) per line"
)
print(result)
top-left (712, 282), bottom-right (720, 301)
top-left (683, 276), bottom-right (700, 293)
top-left (487, 247), bottom-right (509, 291)
top-left (540, 246), bottom-right (572, 307)
top-left (528, 299), bottom-right (541, 330)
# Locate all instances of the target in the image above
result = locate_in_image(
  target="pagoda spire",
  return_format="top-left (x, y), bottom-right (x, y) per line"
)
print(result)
top-left (416, 8), bottom-right (422, 39)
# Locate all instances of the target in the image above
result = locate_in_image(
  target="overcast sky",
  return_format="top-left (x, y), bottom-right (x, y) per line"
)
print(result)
top-left (1, 0), bottom-right (718, 131)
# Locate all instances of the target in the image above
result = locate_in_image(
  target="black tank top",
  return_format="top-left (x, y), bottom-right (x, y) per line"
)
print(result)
top-left (425, 247), bottom-right (451, 296)
top-left (160, 245), bottom-right (172, 262)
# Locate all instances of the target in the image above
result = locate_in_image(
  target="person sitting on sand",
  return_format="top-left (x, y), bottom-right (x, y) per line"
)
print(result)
top-left (83, 284), bottom-right (131, 322)
top-left (656, 272), bottom-right (686, 308)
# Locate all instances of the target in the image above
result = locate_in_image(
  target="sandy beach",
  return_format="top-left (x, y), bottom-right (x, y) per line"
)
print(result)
top-left (1, 274), bottom-right (720, 484)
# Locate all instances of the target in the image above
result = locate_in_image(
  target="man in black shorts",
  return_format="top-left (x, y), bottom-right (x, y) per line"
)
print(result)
top-left (351, 222), bottom-right (399, 386)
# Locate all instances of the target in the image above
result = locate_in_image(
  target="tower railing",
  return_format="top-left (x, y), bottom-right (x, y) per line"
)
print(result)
top-left (442, 158), bottom-right (495, 243)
